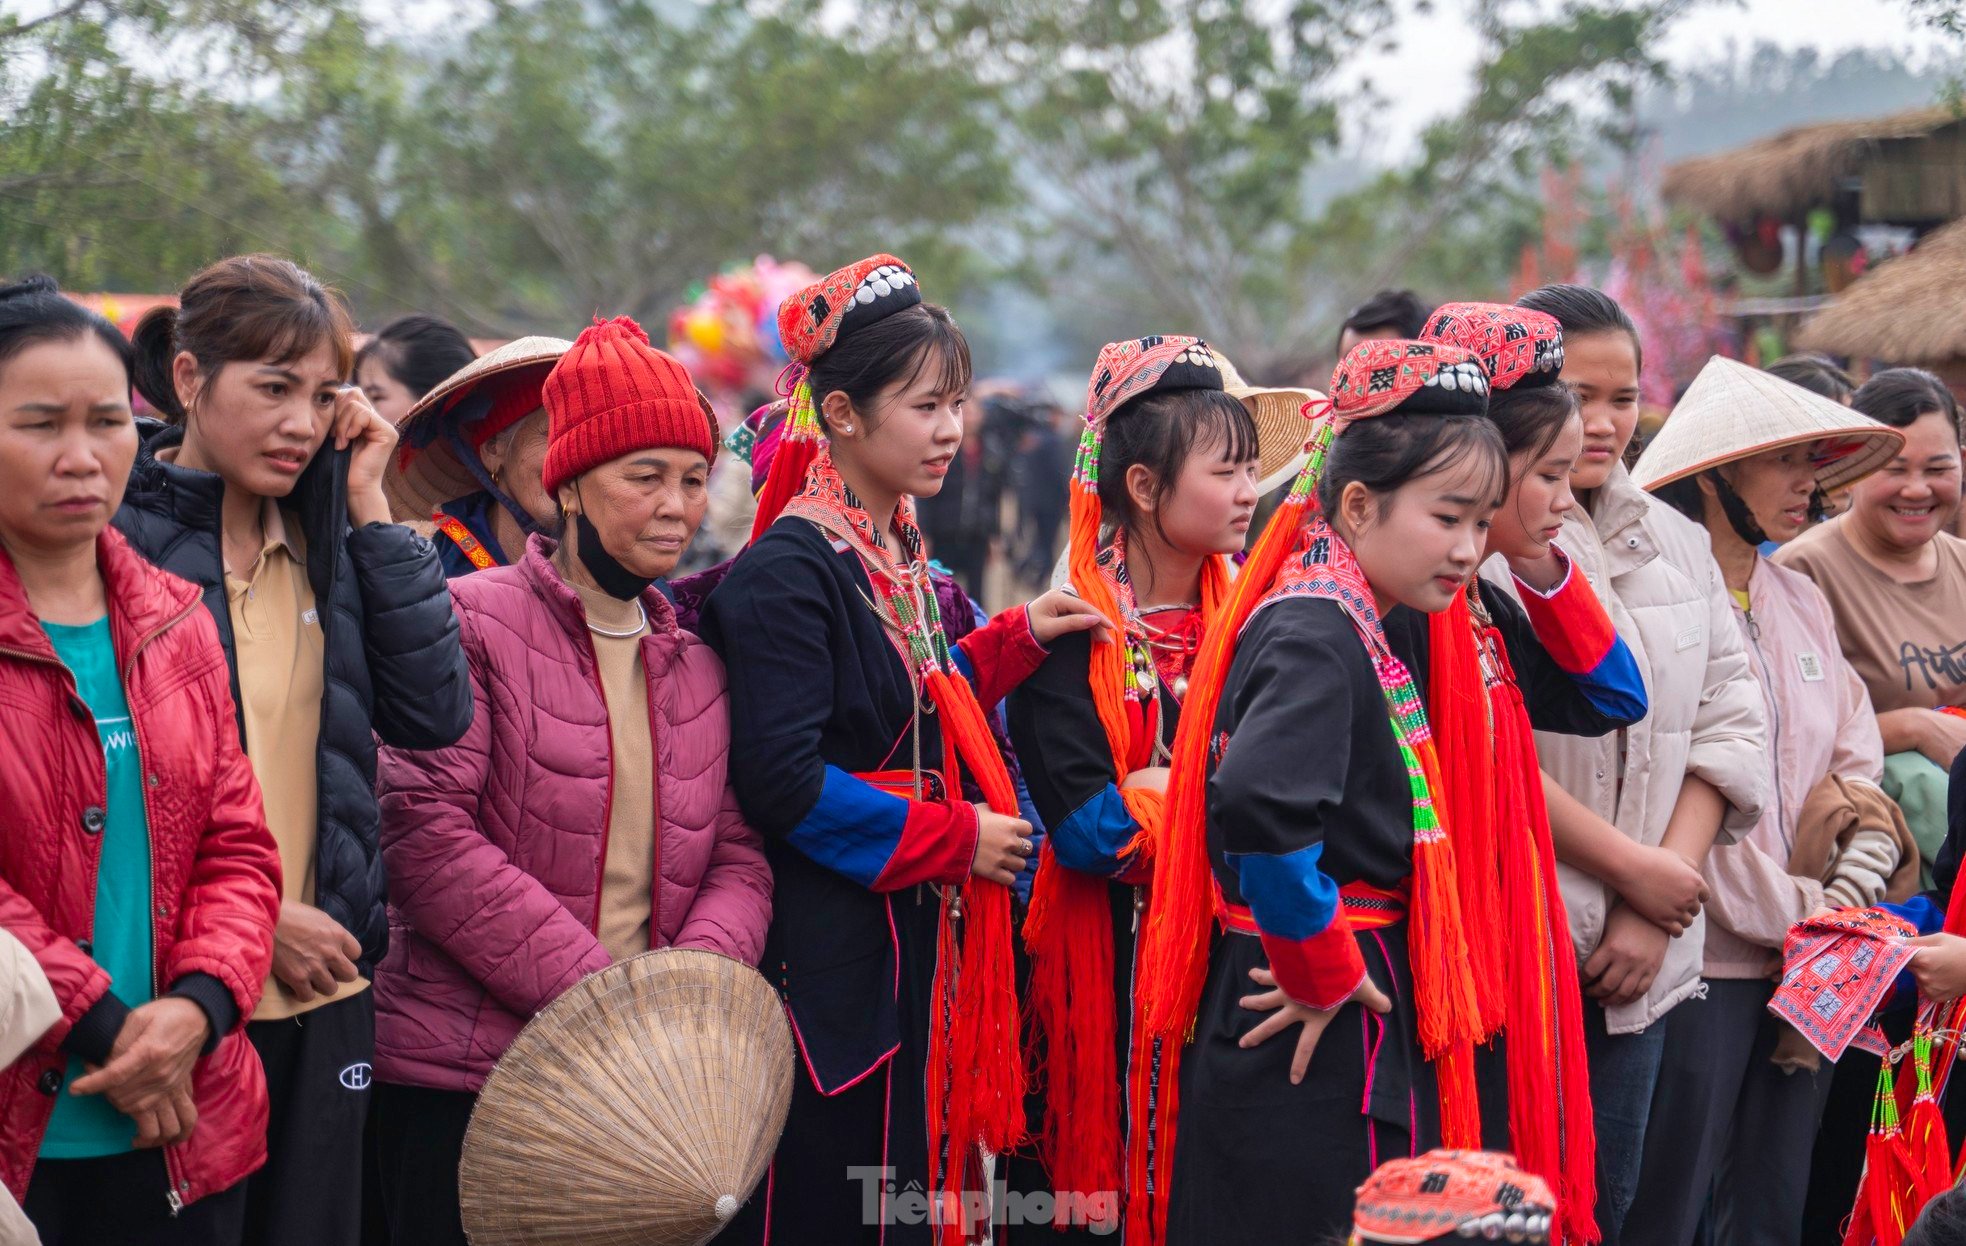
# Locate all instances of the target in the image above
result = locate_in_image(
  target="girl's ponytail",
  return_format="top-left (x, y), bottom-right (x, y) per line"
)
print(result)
top-left (130, 305), bottom-right (186, 422)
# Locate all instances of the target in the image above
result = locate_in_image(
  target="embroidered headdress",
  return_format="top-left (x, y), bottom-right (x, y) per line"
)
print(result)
top-left (748, 255), bottom-right (922, 539)
top-left (1421, 302), bottom-right (1565, 391)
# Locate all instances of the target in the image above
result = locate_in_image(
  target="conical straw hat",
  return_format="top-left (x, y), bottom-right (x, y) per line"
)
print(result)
top-left (1217, 355), bottom-right (1324, 497)
top-left (384, 336), bottom-right (572, 525)
top-left (1632, 356), bottom-right (1903, 495)
top-left (458, 948), bottom-right (794, 1246)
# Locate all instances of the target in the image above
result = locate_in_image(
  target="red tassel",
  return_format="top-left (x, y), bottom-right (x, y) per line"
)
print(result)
top-left (918, 665), bottom-right (1028, 1243)
top-left (1494, 675), bottom-right (1599, 1242)
top-left (1023, 851), bottom-right (1122, 1206)
top-left (749, 432), bottom-right (818, 542)
top-left (1425, 601), bottom-right (1507, 1039)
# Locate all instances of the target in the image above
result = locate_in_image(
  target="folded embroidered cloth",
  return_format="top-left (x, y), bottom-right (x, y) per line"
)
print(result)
top-left (1769, 907), bottom-right (1918, 1063)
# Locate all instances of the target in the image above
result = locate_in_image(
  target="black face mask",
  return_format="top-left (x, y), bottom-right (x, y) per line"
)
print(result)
top-left (573, 508), bottom-right (654, 601)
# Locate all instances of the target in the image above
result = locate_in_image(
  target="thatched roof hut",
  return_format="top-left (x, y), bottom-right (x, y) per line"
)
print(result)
top-left (1662, 107), bottom-right (1963, 225)
top-left (1798, 218), bottom-right (1966, 393)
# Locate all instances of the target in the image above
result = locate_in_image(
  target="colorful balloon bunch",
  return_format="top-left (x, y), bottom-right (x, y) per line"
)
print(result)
top-left (666, 255), bottom-right (817, 398)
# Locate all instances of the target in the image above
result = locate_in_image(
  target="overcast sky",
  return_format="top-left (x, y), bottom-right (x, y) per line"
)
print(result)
top-left (1342, 0), bottom-right (1958, 158)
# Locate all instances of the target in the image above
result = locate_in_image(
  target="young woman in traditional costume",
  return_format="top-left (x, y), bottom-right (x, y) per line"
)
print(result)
top-left (1130, 338), bottom-right (1506, 1245)
top-left (1007, 336), bottom-right (1312, 1238)
top-left (698, 255), bottom-right (1106, 1246)
top-left (1396, 302), bottom-right (1651, 1242)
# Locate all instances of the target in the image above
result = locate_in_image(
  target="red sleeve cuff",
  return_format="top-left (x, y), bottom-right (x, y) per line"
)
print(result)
top-left (1259, 919), bottom-right (1367, 1010)
top-left (955, 607), bottom-right (1049, 708)
top-left (871, 798), bottom-right (979, 891)
top-left (1512, 546), bottom-right (1618, 675)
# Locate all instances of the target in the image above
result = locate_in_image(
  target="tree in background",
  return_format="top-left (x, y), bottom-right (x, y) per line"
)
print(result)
top-left (0, 0), bottom-right (351, 291)
top-left (0, 0), bottom-right (1012, 334)
top-left (860, 0), bottom-right (1690, 378)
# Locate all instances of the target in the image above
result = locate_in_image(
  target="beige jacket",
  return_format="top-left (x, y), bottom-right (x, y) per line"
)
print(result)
top-left (1, 929), bottom-right (53, 1246)
top-left (1492, 464), bottom-right (1766, 1034)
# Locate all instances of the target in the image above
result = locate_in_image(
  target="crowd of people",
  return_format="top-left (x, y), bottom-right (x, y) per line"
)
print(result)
top-left (3, 248), bottom-right (1966, 1246)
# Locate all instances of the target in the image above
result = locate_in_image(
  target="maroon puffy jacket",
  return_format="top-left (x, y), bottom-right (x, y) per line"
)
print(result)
top-left (0, 528), bottom-right (281, 1208)
top-left (373, 536), bottom-right (770, 1093)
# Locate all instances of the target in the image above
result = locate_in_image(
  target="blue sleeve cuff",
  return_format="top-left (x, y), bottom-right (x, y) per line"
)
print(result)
top-left (1226, 843), bottom-right (1341, 942)
top-left (786, 767), bottom-right (912, 888)
top-left (1050, 784), bottom-right (1139, 878)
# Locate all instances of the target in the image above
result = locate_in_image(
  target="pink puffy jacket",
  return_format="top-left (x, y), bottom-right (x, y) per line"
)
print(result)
top-left (373, 537), bottom-right (771, 1093)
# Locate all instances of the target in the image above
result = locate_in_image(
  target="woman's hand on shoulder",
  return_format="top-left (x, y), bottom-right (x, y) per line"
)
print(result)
top-left (1025, 589), bottom-right (1112, 646)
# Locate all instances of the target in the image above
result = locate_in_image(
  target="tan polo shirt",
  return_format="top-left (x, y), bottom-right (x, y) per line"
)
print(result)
top-left (227, 502), bottom-right (366, 1020)
top-left (571, 581), bottom-right (658, 963)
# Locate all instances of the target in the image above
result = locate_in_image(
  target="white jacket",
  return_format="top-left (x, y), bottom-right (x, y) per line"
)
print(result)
top-left (1, 929), bottom-right (52, 1246)
top-left (1491, 464), bottom-right (1766, 1034)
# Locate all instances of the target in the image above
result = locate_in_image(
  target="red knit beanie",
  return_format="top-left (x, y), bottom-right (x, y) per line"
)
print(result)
top-left (541, 315), bottom-right (717, 495)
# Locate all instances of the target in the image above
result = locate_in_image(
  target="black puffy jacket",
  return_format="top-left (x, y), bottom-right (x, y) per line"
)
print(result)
top-left (113, 420), bottom-right (472, 964)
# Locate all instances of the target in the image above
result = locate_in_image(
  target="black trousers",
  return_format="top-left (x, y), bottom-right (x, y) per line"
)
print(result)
top-left (371, 1080), bottom-right (477, 1246)
top-left (25, 1149), bottom-right (247, 1245)
top-left (1627, 979), bottom-right (1834, 1246)
top-left (240, 990), bottom-right (375, 1246)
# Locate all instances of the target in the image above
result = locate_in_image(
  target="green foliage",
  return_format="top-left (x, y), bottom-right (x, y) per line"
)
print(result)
top-left (0, 0), bottom-right (1695, 365)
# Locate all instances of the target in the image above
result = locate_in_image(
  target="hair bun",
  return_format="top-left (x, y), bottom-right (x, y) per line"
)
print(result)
top-left (0, 274), bottom-right (60, 303)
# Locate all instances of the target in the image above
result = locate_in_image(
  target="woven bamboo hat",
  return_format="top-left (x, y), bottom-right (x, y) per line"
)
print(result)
top-left (458, 949), bottom-right (795, 1246)
top-left (384, 336), bottom-right (572, 524)
top-left (1633, 356), bottom-right (1903, 495)
top-left (1217, 355), bottom-right (1324, 496)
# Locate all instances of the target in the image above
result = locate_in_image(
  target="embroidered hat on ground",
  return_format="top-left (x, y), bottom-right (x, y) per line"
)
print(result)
top-left (1631, 355), bottom-right (1904, 495)
top-left (385, 335), bottom-right (571, 525)
top-left (1216, 353), bottom-right (1325, 497)
top-left (459, 949), bottom-right (793, 1246)
top-left (1419, 303), bottom-right (1565, 391)
top-left (778, 254), bottom-right (920, 366)
top-left (1352, 1149), bottom-right (1555, 1245)
top-left (542, 316), bottom-right (720, 496)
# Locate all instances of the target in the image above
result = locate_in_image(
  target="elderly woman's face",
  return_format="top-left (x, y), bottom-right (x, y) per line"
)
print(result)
top-left (481, 409), bottom-right (556, 528)
top-left (0, 334), bottom-right (137, 559)
top-left (1850, 410), bottom-right (1962, 553)
top-left (561, 446), bottom-right (710, 579)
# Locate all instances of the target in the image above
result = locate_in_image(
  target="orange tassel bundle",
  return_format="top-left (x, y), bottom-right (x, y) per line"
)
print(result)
top-left (1025, 423), bottom-right (1227, 1223)
top-left (1422, 594), bottom-right (1601, 1241)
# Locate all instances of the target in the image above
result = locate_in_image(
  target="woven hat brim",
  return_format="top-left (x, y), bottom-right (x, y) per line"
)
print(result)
top-left (1232, 385), bottom-right (1323, 497)
top-left (1631, 356), bottom-right (1906, 495)
top-left (385, 336), bottom-right (570, 525)
top-left (459, 948), bottom-right (794, 1246)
